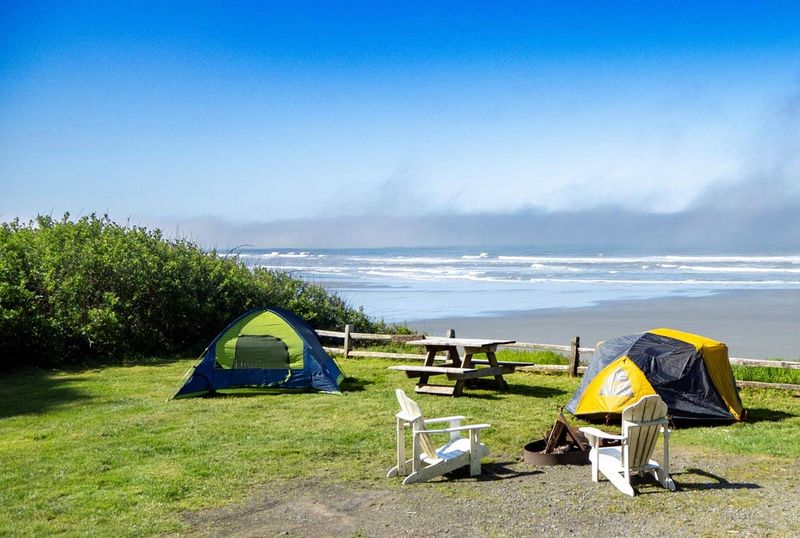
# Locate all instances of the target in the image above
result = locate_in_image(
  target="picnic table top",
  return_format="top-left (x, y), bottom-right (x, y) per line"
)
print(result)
top-left (388, 365), bottom-right (475, 374)
top-left (405, 337), bottom-right (516, 348)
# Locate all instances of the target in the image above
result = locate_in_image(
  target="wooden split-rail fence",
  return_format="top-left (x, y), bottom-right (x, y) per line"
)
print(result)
top-left (315, 325), bottom-right (800, 392)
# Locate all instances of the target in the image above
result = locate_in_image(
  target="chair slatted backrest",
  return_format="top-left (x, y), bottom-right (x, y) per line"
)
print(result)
top-left (395, 389), bottom-right (439, 460)
top-left (621, 394), bottom-right (668, 469)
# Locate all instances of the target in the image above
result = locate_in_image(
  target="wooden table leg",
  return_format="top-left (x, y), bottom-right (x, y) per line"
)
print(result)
top-left (452, 351), bottom-right (473, 396)
top-left (485, 350), bottom-right (508, 390)
top-left (448, 346), bottom-right (461, 367)
top-left (417, 348), bottom-right (438, 389)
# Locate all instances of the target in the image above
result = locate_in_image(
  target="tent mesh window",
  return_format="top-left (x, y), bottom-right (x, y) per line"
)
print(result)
top-left (233, 335), bottom-right (290, 370)
top-left (600, 368), bottom-right (633, 397)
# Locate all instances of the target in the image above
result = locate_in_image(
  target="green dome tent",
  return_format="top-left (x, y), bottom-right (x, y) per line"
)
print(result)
top-left (171, 307), bottom-right (344, 398)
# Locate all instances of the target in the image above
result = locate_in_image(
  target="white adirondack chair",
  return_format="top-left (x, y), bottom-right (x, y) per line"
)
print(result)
top-left (579, 394), bottom-right (676, 496)
top-left (387, 389), bottom-right (490, 485)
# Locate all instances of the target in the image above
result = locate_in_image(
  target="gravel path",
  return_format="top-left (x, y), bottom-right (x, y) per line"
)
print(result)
top-left (181, 446), bottom-right (799, 537)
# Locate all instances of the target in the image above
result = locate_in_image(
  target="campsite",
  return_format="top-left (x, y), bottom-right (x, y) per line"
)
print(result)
top-left (4, 3), bottom-right (800, 537)
top-left (2, 179), bottom-right (800, 538)
top-left (2, 347), bottom-right (799, 536)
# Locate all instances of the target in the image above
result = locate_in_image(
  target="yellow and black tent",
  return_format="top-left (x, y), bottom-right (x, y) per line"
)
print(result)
top-left (565, 328), bottom-right (744, 423)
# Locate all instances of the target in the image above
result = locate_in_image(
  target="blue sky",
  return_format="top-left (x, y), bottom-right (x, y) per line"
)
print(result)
top-left (1, 2), bottom-right (799, 246)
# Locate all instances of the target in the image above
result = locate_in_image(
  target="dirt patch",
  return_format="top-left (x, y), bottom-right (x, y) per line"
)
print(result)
top-left (181, 450), bottom-right (799, 537)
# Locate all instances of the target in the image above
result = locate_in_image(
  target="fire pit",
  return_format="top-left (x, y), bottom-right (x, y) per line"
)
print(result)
top-left (523, 412), bottom-right (591, 465)
top-left (523, 438), bottom-right (590, 465)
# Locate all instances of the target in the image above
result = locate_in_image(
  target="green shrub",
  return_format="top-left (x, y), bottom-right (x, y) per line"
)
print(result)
top-left (0, 214), bottom-right (385, 368)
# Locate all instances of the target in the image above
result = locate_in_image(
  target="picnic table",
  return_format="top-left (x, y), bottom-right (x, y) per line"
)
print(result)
top-left (388, 337), bottom-right (516, 396)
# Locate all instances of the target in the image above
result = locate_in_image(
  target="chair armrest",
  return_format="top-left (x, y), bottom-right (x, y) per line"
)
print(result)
top-left (396, 412), bottom-right (418, 423)
top-left (416, 424), bottom-right (490, 435)
top-left (579, 426), bottom-right (626, 441)
top-left (423, 416), bottom-right (466, 425)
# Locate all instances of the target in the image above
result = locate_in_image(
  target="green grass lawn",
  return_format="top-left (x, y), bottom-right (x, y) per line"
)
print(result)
top-left (1, 356), bottom-right (799, 536)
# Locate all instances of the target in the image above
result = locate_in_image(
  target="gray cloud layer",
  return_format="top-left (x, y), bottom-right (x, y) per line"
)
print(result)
top-left (156, 144), bottom-right (800, 251)
top-left (150, 196), bottom-right (800, 250)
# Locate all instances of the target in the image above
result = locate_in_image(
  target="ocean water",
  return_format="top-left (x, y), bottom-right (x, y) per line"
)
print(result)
top-left (235, 247), bottom-right (800, 322)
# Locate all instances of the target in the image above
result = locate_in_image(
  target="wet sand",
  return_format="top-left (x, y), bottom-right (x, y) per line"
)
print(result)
top-left (406, 289), bottom-right (800, 360)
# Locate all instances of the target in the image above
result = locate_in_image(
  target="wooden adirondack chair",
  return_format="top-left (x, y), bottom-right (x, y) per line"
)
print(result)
top-left (387, 389), bottom-right (490, 485)
top-left (579, 395), bottom-right (676, 496)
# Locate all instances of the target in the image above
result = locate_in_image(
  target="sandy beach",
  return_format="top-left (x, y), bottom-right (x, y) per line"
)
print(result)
top-left (407, 289), bottom-right (800, 360)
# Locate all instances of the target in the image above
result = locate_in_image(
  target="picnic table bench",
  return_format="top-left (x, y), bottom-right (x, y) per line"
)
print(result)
top-left (389, 337), bottom-right (516, 396)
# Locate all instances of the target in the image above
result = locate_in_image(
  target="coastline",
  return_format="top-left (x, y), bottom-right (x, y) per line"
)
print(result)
top-left (404, 289), bottom-right (800, 360)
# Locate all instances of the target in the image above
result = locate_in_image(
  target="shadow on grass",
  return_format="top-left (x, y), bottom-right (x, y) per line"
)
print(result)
top-left (671, 468), bottom-right (761, 492)
top-left (112, 356), bottom-right (195, 369)
top-left (0, 369), bottom-right (92, 419)
top-left (439, 461), bottom-right (542, 482)
top-left (340, 377), bottom-right (373, 392)
top-left (507, 383), bottom-right (568, 398)
top-left (465, 383), bottom-right (568, 400)
top-left (47, 355), bottom-right (195, 371)
top-left (743, 407), bottom-right (797, 423)
top-left (480, 461), bottom-right (543, 481)
top-left (203, 377), bottom-right (372, 398)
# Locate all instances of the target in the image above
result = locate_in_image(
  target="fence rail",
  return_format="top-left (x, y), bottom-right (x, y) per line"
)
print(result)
top-left (316, 325), bottom-right (800, 391)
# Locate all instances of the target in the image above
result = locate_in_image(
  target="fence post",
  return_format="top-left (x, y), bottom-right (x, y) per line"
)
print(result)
top-left (343, 324), bottom-right (352, 359)
top-left (444, 328), bottom-right (458, 364)
top-left (568, 336), bottom-right (580, 377)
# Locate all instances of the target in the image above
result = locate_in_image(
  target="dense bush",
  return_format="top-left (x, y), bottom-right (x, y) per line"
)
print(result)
top-left (0, 214), bottom-right (383, 368)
